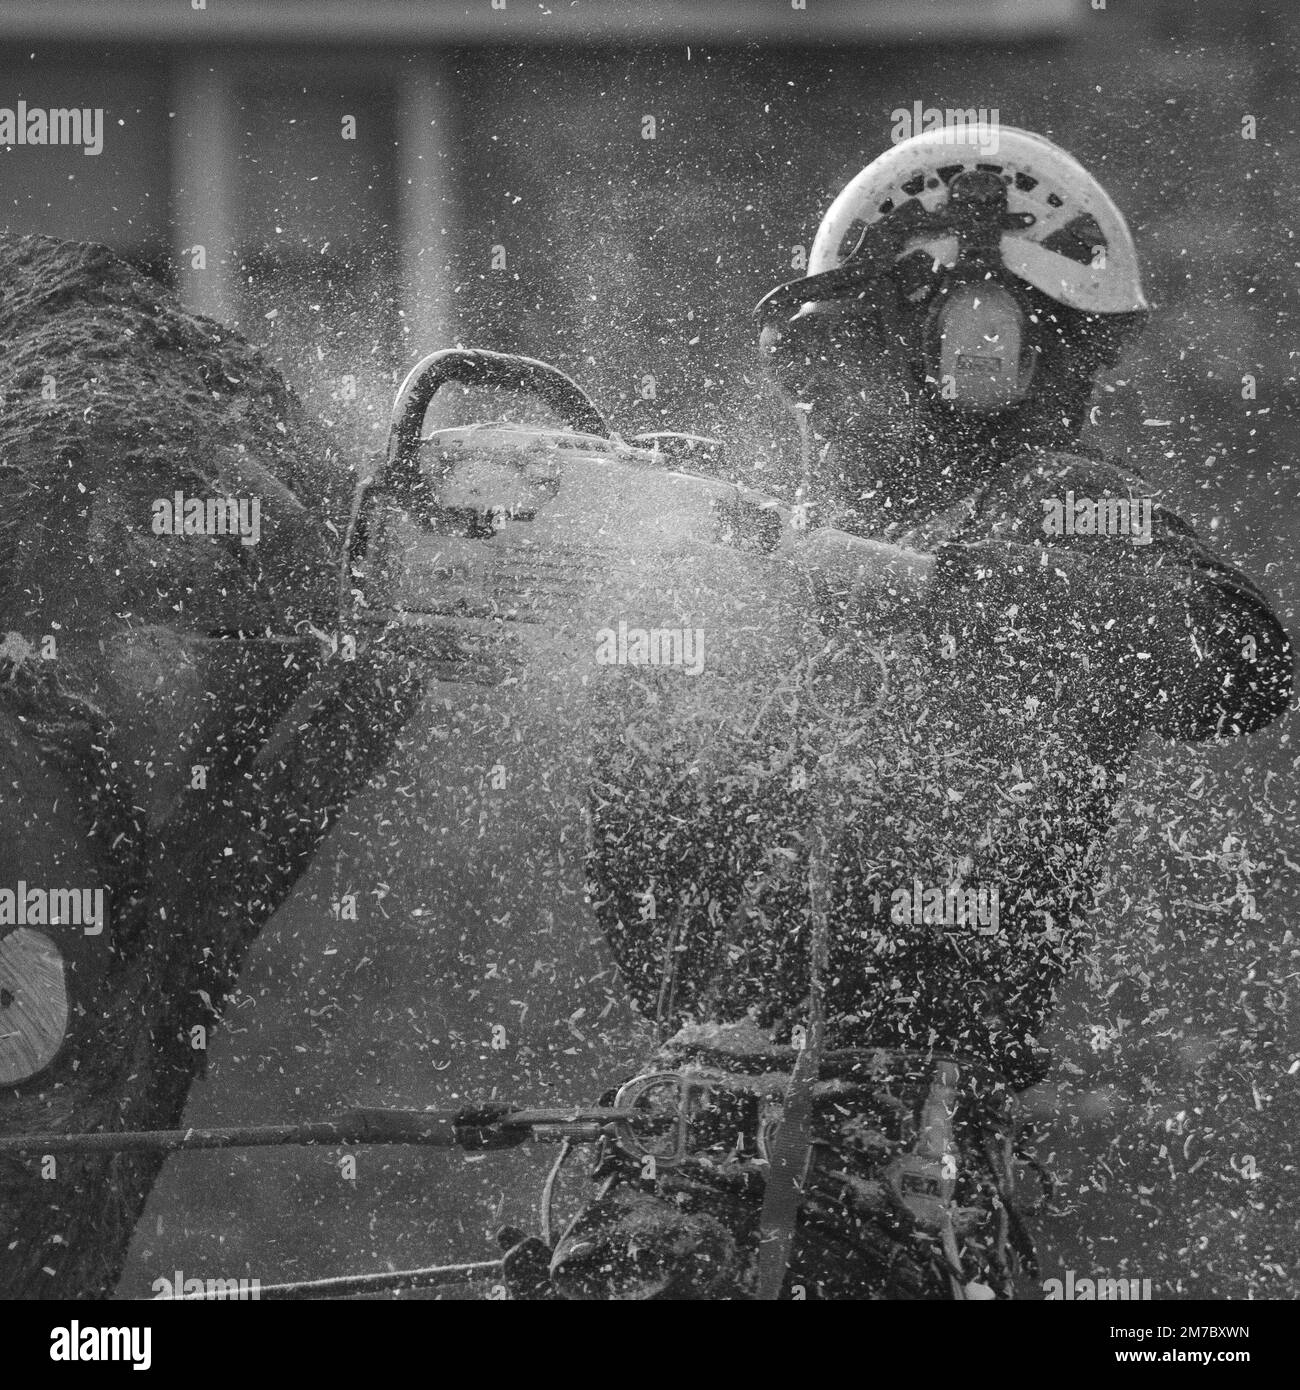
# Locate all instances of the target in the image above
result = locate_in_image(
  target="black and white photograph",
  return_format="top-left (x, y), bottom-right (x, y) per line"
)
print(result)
top-left (0, 0), bottom-right (1294, 1353)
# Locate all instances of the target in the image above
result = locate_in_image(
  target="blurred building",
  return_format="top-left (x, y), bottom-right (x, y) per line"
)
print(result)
top-left (0, 1), bottom-right (1085, 425)
top-left (0, 0), bottom-right (1294, 555)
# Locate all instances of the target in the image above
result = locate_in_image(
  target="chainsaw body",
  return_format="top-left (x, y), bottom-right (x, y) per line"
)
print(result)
top-left (332, 353), bottom-right (826, 1008)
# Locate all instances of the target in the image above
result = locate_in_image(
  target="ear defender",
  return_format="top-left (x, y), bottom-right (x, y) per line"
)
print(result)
top-left (923, 279), bottom-right (1040, 414)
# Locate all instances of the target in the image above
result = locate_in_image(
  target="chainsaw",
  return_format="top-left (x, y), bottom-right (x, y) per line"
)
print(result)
top-left (0, 348), bottom-right (916, 1299)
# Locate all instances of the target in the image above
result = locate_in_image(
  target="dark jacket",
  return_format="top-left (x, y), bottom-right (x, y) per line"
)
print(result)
top-left (586, 447), bottom-right (1292, 1088)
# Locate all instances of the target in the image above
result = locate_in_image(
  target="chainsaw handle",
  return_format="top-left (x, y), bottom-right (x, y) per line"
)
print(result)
top-left (340, 349), bottom-right (609, 625)
top-left (385, 348), bottom-right (609, 492)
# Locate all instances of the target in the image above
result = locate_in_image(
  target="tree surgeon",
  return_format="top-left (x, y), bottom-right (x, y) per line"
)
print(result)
top-left (545, 127), bottom-right (1292, 1300)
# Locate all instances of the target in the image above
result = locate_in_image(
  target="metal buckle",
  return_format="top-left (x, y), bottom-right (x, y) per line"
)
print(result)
top-left (611, 1072), bottom-right (762, 1171)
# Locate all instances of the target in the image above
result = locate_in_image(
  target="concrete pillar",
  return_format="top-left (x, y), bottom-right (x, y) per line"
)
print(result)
top-left (170, 58), bottom-right (241, 324)
top-left (394, 59), bottom-right (459, 360)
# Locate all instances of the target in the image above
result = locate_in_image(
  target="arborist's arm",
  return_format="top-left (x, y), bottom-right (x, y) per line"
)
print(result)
top-left (723, 473), bottom-right (1291, 740)
top-left (771, 500), bottom-right (1290, 744)
top-left (927, 526), bottom-right (1292, 741)
top-left (718, 485), bottom-right (937, 629)
top-left (789, 525), bottom-right (936, 624)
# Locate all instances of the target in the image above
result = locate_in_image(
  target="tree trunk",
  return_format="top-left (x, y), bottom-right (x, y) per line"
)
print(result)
top-left (0, 235), bottom-right (422, 1298)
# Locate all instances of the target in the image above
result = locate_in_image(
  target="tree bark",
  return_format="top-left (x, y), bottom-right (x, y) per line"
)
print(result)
top-left (0, 235), bottom-right (422, 1298)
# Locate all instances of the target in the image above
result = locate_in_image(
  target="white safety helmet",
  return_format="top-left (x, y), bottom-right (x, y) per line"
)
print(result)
top-left (809, 124), bottom-right (1147, 316)
top-left (754, 125), bottom-right (1147, 416)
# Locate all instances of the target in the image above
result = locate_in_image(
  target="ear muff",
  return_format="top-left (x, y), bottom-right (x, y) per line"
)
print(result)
top-left (922, 279), bottom-right (1039, 413)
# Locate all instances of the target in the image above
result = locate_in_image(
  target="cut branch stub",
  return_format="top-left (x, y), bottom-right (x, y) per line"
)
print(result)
top-left (0, 928), bottom-right (68, 1085)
